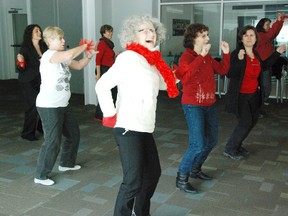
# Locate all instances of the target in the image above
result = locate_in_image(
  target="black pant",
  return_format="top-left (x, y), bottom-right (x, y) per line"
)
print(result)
top-left (19, 77), bottom-right (42, 139)
top-left (225, 92), bottom-right (260, 153)
top-left (95, 65), bottom-right (117, 119)
top-left (113, 128), bottom-right (161, 216)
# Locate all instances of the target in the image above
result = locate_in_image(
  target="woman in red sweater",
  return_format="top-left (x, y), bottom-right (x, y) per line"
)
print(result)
top-left (94, 24), bottom-right (116, 121)
top-left (255, 13), bottom-right (286, 107)
top-left (175, 23), bottom-right (230, 193)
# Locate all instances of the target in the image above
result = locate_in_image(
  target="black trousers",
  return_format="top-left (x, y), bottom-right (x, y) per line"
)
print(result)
top-left (95, 65), bottom-right (117, 119)
top-left (19, 77), bottom-right (42, 139)
top-left (113, 128), bottom-right (161, 216)
top-left (225, 92), bottom-right (260, 154)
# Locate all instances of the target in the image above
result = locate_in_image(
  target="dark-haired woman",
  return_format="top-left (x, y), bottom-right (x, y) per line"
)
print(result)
top-left (224, 25), bottom-right (286, 160)
top-left (94, 24), bottom-right (116, 121)
top-left (255, 13), bottom-right (285, 107)
top-left (174, 23), bottom-right (230, 193)
top-left (17, 24), bottom-right (48, 141)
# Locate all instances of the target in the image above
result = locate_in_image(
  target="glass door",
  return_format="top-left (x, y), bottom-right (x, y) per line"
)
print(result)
top-left (8, 9), bottom-right (27, 75)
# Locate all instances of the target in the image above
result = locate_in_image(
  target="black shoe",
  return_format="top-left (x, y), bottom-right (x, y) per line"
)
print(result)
top-left (223, 151), bottom-right (244, 160)
top-left (21, 135), bottom-right (38, 141)
top-left (176, 172), bottom-right (198, 193)
top-left (238, 147), bottom-right (249, 156)
top-left (190, 171), bottom-right (213, 180)
top-left (258, 110), bottom-right (266, 118)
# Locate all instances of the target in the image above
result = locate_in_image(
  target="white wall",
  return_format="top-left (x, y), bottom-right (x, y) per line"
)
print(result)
top-left (0, 0), bottom-right (156, 105)
top-left (84, 0), bottom-right (155, 105)
top-left (110, 0), bottom-right (154, 53)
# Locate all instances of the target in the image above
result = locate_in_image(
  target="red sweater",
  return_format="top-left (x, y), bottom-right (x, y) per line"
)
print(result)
top-left (256, 20), bottom-right (283, 61)
top-left (96, 39), bottom-right (115, 67)
top-left (175, 49), bottom-right (230, 106)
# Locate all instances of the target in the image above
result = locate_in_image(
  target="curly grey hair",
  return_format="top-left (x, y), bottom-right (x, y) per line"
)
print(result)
top-left (118, 15), bottom-right (166, 49)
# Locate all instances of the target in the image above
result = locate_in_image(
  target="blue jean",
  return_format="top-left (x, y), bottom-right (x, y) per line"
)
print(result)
top-left (35, 105), bottom-right (80, 179)
top-left (113, 128), bottom-right (161, 216)
top-left (178, 104), bottom-right (218, 175)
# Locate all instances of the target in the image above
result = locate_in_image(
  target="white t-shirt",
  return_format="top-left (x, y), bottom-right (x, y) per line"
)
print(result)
top-left (36, 49), bottom-right (71, 108)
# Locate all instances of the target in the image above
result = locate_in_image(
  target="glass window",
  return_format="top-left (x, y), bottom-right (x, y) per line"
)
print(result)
top-left (161, 0), bottom-right (219, 3)
top-left (161, 0), bottom-right (288, 61)
top-left (223, 1), bottom-right (288, 55)
top-left (160, 3), bottom-right (221, 64)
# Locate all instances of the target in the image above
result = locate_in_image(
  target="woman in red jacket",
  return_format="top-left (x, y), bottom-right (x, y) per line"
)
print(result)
top-left (175, 23), bottom-right (230, 193)
top-left (255, 13), bottom-right (286, 108)
top-left (94, 24), bottom-right (116, 121)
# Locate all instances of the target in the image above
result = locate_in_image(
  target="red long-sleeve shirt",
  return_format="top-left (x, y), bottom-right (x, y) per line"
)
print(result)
top-left (256, 20), bottom-right (284, 61)
top-left (96, 39), bottom-right (115, 67)
top-left (175, 48), bottom-right (230, 106)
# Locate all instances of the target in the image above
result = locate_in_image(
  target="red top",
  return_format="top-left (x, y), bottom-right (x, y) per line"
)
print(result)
top-left (256, 20), bottom-right (284, 61)
top-left (175, 49), bottom-right (230, 106)
top-left (96, 39), bottom-right (115, 67)
top-left (240, 55), bottom-right (261, 94)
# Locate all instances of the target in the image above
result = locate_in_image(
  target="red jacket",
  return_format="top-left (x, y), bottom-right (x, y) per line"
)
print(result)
top-left (96, 39), bottom-right (115, 67)
top-left (256, 20), bottom-right (284, 61)
top-left (175, 48), bottom-right (230, 106)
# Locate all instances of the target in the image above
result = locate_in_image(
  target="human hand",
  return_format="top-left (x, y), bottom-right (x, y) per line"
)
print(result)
top-left (238, 49), bottom-right (246, 60)
top-left (276, 44), bottom-right (286, 54)
top-left (16, 54), bottom-right (25, 68)
top-left (95, 73), bottom-right (101, 81)
top-left (220, 41), bottom-right (230, 54)
top-left (102, 114), bottom-right (117, 128)
top-left (277, 12), bottom-right (286, 21)
top-left (17, 54), bottom-right (24, 62)
top-left (200, 44), bottom-right (211, 57)
top-left (86, 49), bottom-right (99, 59)
top-left (79, 39), bottom-right (97, 53)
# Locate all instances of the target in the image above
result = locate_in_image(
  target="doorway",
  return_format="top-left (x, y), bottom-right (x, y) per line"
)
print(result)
top-left (8, 9), bottom-right (27, 77)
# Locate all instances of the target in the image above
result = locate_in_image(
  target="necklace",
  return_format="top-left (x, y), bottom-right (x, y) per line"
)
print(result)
top-left (126, 43), bottom-right (179, 98)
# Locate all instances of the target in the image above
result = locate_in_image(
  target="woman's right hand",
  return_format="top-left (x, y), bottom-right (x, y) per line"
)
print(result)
top-left (17, 54), bottom-right (24, 62)
top-left (200, 44), bottom-right (211, 57)
top-left (96, 73), bottom-right (101, 81)
top-left (276, 44), bottom-right (286, 54)
top-left (238, 49), bottom-right (246, 60)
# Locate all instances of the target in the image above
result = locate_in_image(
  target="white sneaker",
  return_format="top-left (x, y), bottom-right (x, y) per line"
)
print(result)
top-left (58, 165), bottom-right (81, 172)
top-left (34, 178), bottom-right (55, 186)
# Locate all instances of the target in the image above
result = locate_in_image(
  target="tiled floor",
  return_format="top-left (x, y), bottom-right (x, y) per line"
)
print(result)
top-left (0, 79), bottom-right (288, 216)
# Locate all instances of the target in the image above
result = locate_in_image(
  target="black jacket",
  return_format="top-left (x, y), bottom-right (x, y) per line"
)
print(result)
top-left (17, 41), bottom-right (47, 83)
top-left (225, 48), bottom-right (280, 116)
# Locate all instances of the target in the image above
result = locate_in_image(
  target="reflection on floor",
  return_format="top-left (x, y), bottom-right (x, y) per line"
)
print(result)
top-left (0, 79), bottom-right (288, 216)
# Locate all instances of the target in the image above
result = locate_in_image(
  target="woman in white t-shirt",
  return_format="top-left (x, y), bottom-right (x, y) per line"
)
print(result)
top-left (34, 26), bottom-right (97, 186)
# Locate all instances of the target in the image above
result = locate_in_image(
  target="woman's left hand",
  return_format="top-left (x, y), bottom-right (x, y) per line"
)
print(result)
top-left (277, 44), bottom-right (286, 54)
top-left (220, 41), bottom-right (230, 54)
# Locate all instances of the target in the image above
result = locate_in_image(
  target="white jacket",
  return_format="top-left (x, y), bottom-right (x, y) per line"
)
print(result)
top-left (95, 50), bottom-right (167, 133)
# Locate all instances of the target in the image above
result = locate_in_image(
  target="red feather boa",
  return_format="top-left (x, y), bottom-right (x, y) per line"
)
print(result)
top-left (126, 43), bottom-right (179, 98)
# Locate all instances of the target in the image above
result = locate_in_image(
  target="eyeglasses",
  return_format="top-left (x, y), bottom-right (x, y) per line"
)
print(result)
top-left (137, 28), bottom-right (156, 34)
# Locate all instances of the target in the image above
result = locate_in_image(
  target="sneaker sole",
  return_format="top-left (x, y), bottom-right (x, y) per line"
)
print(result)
top-left (223, 152), bottom-right (243, 160)
top-left (58, 165), bottom-right (81, 172)
top-left (34, 178), bottom-right (54, 186)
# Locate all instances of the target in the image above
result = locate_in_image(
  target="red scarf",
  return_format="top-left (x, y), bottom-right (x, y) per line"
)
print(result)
top-left (126, 43), bottom-right (179, 98)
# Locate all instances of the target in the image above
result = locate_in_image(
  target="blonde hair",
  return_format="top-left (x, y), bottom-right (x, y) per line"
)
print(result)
top-left (118, 15), bottom-right (166, 49)
top-left (43, 26), bottom-right (64, 46)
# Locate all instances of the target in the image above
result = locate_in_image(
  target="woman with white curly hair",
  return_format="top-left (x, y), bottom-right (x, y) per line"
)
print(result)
top-left (96, 15), bottom-right (179, 216)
